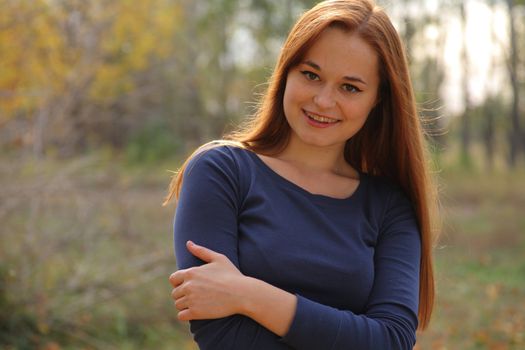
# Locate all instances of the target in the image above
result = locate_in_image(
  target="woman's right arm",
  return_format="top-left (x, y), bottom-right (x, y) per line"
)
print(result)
top-left (172, 147), bottom-right (291, 349)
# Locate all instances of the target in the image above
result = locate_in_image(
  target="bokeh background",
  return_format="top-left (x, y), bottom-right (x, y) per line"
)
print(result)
top-left (1, 0), bottom-right (524, 349)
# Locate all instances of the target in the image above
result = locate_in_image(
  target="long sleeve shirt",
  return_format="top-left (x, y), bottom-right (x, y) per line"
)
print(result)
top-left (173, 145), bottom-right (421, 349)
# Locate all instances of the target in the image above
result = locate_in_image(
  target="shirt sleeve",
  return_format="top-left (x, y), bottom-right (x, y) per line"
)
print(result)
top-left (173, 146), bottom-right (292, 350)
top-left (280, 186), bottom-right (421, 350)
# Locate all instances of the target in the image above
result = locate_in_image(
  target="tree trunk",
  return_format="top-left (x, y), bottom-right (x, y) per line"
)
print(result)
top-left (507, 0), bottom-right (521, 168)
top-left (33, 102), bottom-right (51, 158)
top-left (484, 1), bottom-right (497, 172)
top-left (215, 12), bottom-right (232, 138)
top-left (484, 105), bottom-right (495, 171)
top-left (460, 2), bottom-right (472, 167)
top-left (180, 0), bottom-right (206, 151)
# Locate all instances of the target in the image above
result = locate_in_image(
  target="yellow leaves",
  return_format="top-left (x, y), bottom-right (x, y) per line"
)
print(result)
top-left (0, 0), bottom-right (72, 120)
top-left (92, 65), bottom-right (134, 101)
top-left (89, 0), bottom-right (180, 102)
top-left (0, 0), bottom-right (182, 115)
top-left (155, 3), bottom-right (182, 59)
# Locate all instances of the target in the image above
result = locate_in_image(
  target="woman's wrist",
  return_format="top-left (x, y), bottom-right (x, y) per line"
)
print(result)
top-left (236, 275), bottom-right (297, 336)
top-left (236, 275), bottom-right (261, 317)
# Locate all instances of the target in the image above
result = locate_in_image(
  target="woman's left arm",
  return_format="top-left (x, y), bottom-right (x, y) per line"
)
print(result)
top-left (278, 187), bottom-right (421, 350)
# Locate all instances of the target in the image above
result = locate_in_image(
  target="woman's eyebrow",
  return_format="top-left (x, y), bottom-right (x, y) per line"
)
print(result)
top-left (301, 60), bottom-right (367, 85)
top-left (343, 75), bottom-right (367, 85)
top-left (303, 60), bottom-right (322, 71)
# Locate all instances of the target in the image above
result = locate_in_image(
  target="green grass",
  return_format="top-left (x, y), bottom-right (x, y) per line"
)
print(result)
top-left (0, 154), bottom-right (193, 349)
top-left (416, 169), bottom-right (525, 350)
top-left (1, 153), bottom-right (524, 349)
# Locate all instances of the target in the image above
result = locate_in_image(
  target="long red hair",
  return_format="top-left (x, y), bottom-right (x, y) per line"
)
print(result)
top-left (164, 0), bottom-right (438, 330)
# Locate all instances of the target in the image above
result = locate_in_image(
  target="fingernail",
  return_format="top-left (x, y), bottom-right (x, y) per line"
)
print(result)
top-left (187, 240), bottom-right (194, 246)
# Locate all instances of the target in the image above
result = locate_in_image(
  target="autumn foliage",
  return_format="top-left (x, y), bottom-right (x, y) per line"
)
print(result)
top-left (0, 0), bottom-right (180, 155)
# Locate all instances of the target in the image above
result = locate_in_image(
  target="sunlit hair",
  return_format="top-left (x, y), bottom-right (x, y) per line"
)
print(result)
top-left (164, 0), bottom-right (438, 330)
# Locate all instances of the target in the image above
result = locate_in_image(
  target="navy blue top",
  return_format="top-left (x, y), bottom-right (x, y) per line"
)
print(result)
top-left (173, 145), bottom-right (421, 350)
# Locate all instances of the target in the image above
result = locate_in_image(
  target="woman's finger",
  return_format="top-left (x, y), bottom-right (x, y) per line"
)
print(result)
top-left (178, 308), bottom-right (193, 321)
top-left (169, 270), bottom-right (185, 287)
top-left (171, 287), bottom-right (179, 300)
top-left (174, 296), bottom-right (189, 311)
top-left (186, 241), bottom-right (225, 263)
top-left (171, 284), bottom-right (187, 300)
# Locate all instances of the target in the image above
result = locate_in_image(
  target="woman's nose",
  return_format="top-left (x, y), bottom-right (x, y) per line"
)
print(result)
top-left (313, 85), bottom-right (336, 109)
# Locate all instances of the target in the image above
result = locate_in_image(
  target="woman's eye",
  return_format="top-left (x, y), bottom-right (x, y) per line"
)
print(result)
top-left (300, 71), bottom-right (319, 81)
top-left (342, 84), bottom-right (361, 93)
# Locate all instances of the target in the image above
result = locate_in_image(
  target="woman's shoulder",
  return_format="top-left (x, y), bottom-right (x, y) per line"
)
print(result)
top-left (361, 173), bottom-right (411, 209)
top-left (362, 173), bottom-right (398, 195)
top-left (360, 174), bottom-right (418, 238)
top-left (184, 140), bottom-right (254, 176)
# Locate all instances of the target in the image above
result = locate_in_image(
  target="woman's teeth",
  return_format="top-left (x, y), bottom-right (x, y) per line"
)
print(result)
top-left (306, 112), bottom-right (338, 123)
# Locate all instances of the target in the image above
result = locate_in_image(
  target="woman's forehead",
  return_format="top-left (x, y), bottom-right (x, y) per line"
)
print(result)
top-left (300, 27), bottom-right (379, 85)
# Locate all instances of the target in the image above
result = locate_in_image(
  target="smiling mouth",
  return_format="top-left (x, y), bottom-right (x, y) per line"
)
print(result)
top-left (303, 110), bottom-right (340, 124)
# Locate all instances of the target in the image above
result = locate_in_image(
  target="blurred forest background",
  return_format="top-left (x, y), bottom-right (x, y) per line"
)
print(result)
top-left (0, 0), bottom-right (524, 349)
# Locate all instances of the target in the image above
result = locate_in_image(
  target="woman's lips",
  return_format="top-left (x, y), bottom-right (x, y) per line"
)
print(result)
top-left (303, 109), bottom-right (340, 128)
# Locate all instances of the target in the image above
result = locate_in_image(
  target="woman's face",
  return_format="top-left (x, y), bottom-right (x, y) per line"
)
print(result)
top-left (283, 27), bottom-right (380, 151)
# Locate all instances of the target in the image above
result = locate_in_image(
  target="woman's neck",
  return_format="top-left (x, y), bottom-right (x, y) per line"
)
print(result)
top-left (277, 136), bottom-right (354, 177)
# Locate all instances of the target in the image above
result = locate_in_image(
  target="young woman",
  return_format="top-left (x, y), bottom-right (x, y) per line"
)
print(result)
top-left (165, 0), bottom-right (438, 349)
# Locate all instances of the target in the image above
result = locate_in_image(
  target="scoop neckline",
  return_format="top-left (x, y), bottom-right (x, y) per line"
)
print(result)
top-left (244, 148), bottom-right (365, 204)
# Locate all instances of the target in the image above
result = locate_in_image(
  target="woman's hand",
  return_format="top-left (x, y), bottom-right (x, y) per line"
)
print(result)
top-left (169, 241), bottom-right (247, 321)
